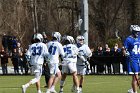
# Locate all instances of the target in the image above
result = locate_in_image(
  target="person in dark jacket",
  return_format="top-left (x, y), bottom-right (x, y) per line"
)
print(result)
top-left (11, 48), bottom-right (19, 74)
top-left (111, 43), bottom-right (121, 74)
top-left (22, 49), bottom-right (29, 75)
top-left (42, 32), bottom-right (50, 88)
top-left (2, 34), bottom-right (8, 51)
top-left (95, 46), bottom-right (105, 74)
top-left (17, 42), bottom-right (24, 75)
top-left (12, 36), bottom-right (17, 49)
top-left (0, 48), bottom-right (8, 75)
top-left (103, 47), bottom-right (112, 74)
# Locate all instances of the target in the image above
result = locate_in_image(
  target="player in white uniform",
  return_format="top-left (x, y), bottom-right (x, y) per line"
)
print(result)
top-left (75, 35), bottom-right (92, 92)
top-left (46, 32), bottom-right (65, 93)
top-left (59, 36), bottom-right (80, 93)
top-left (22, 33), bottom-right (48, 93)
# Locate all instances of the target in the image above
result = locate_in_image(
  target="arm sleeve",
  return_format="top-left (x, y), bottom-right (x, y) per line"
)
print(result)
top-left (85, 45), bottom-right (92, 58)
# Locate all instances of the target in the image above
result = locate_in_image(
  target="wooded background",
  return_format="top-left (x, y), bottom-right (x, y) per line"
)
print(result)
top-left (0, 0), bottom-right (140, 49)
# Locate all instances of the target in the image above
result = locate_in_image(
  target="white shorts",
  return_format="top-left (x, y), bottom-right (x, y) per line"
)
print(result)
top-left (31, 64), bottom-right (43, 75)
top-left (62, 62), bottom-right (77, 74)
top-left (48, 63), bottom-right (60, 75)
top-left (77, 65), bottom-right (86, 75)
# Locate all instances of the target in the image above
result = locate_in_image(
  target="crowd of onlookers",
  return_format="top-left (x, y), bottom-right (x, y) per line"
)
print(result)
top-left (0, 33), bottom-right (128, 75)
top-left (89, 43), bottom-right (127, 75)
top-left (0, 33), bottom-right (29, 75)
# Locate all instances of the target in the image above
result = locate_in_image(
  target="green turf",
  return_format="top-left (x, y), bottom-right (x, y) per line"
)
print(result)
top-left (0, 75), bottom-right (138, 93)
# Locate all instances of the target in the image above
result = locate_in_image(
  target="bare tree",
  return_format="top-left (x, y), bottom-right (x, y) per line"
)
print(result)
top-left (0, 0), bottom-right (140, 48)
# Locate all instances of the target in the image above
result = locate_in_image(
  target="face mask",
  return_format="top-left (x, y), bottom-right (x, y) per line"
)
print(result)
top-left (132, 31), bottom-right (139, 38)
top-left (114, 46), bottom-right (118, 50)
top-left (77, 43), bottom-right (82, 48)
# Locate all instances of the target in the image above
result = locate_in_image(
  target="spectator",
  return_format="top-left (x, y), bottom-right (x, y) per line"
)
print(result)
top-left (103, 46), bottom-right (112, 74)
top-left (42, 32), bottom-right (50, 88)
top-left (12, 36), bottom-right (17, 49)
top-left (95, 46), bottom-right (105, 74)
top-left (89, 48), bottom-right (97, 74)
top-left (111, 43), bottom-right (121, 74)
top-left (2, 33), bottom-right (8, 51)
top-left (7, 36), bottom-right (13, 53)
top-left (43, 62), bottom-right (50, 88)
top-left (22, 49), bottom-right (29, 75)
top-left (11, 48), bottom-right (19, 74)
top-left (0, 48), bottom-right (9, 75)
top-left (17, 42), bottom-right (24, 74)
top-left (120, 46), bottom-right (127, 74)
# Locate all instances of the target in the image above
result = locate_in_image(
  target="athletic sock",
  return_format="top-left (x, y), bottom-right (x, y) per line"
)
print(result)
top-left (60, 80), bottom-right (65, 87)
top-left (79, 85), bottom-right (82, 88)
top-left (51, 85), bottom-right (55, 90)
top-left (76, 87), bottom-right (79, 91)
top-left (25, 83), bottom-right (30, 88)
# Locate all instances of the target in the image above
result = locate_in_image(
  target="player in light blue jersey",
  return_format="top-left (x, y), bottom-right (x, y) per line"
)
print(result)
top-left (22, 33), bottom-right (48, 93)
top-left (59, 35), bottom-right (80, 93)
top-left (124, 25), bottom-right (140, 93)
top-left (46, 32), bottom-right (65, 93)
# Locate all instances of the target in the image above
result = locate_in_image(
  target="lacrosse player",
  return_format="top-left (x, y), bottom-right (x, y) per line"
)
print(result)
top-left (46, 32), bottom-right (65, 93)
top-left (124, 25), bottom-right (140, 93)
top-left (22, 33), bottom-right (48, 93)
top-left (59, 35), bottom-right (80, 93)
top-left (74, 35), bottom-right (92, 92)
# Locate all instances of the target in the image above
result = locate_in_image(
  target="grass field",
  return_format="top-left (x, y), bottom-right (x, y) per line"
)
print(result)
top-left (0, 75), bottom-right (139, 93)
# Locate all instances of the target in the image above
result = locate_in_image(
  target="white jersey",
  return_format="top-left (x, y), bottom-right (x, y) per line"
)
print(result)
top-left (26, 42), bottom-right (48, 65)
top-left (77, 44), bottom-right (92, 65)
top-left (63, 44), bottom-right (79, 63)
top-left (47, 40), bottom-right (65, 63)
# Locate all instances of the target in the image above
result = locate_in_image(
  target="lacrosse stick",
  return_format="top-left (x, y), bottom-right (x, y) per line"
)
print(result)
top-left (75, 18), bottom-right (83, 30)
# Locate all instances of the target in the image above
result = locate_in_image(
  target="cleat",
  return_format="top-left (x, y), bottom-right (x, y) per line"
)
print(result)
top-left (22, 85), bottom-right (27, 93)
top-left (46, 90), bottom-right (50, 93)
top-left (128, 88), bottom-right (133, 93)
top-left (38, 90), bottom-right (42, 93)
top-left (59, 88), bottom-right (63, 93)
top-left (76, 90), bottom-right (80, 93)
top-left (50, 89), bottom-right (57, 93)
top-left (79, 87), bottom-right (82, 93)
top-left (59, 91), bottom-right (63, 93)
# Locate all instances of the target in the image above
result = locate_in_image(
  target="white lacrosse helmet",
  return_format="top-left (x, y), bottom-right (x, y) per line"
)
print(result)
top-left (52, 32), bottom-right (61, 42)
top-left (130, 25), bottom-right (140, 32)
top-left (35, 33), bottom-right (43, 42)
top-left (76, 35), bottom-right (84, 44)
top-left (68, 36), bottom-right (75, 44)
top-left (64, 35), bottom-right (75, 44)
